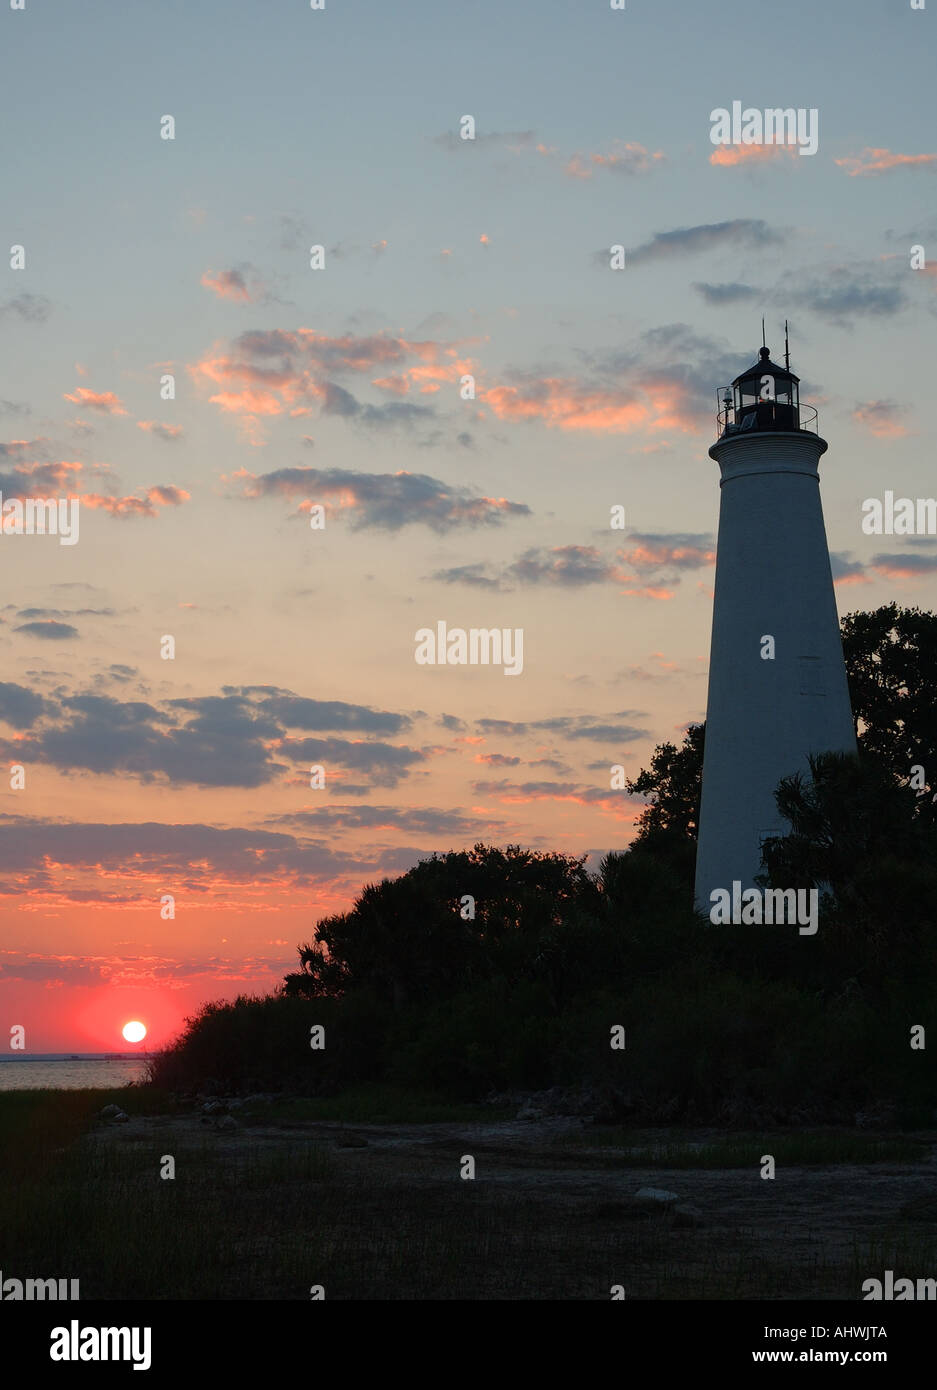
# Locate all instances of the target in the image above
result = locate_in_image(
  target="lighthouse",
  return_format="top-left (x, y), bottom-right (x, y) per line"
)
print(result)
top-left (694, 338), bottom-right (856, 910)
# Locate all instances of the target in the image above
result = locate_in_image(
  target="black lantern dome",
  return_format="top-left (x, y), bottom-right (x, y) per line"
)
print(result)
top-left (716, 335), bottom-right (818, 438)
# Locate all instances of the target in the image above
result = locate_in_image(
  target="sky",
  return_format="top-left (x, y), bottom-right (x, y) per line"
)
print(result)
top-left (2, 0), bottom-right (936, 1051)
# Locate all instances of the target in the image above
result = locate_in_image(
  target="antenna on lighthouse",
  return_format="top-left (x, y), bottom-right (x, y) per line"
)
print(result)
top-left (761, 317), bottom-right (766, 350)
top-left (784, 320), bottom-right (790, 372)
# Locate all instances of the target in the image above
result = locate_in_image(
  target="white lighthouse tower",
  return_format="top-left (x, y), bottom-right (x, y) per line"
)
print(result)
top-left (694, 337), bottom-right (856, 909)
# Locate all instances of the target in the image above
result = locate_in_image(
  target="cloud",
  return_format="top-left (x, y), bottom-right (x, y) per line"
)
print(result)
top-left (622, 652), bottom-right (685, 680)
top-left (618, 533), bottom-right (715, 572)
top-left (431, 562), bottom-right (506, 589)
top-left (626, 219), bottom-right (785, 266)
top-left (869, 552), bottom-right (937, 579)
top-left (189, 326), bottom-right (480, 439)
top-left (279, 736), bottom-right (425, 788)
top-left (222, 687), bottom-right (411, 734)
top-left (0, 955), bottom-right (111, 983)
top-left (15, 607), bottom-right (114, 619)
top-left (270, 804), bottom-right (494, 837)
top-left (0, 686), bottom-right (421, 790)
top-left (475, 714), bottom-right (647, 743)
top-left (852, 400), bottom-right (908, 438)
top-left (137, 420), bottom-right (184, 441)
top-left (829, 552), bottom-right (871, 587)
top-left (0, 816), bottom-right (355, 888)
top-left (200, 265), bottom-right (265, 302)
top-left (565, 142), bottom-right (664, 179)
top-left (321, 381), bottom-right (435, 428)
top-left (692, 281), bottom-right (761, 305)
top-left (709, 144), bottom-right (798, 167)
top-left (0, 438), bottom-right (56, 460)
top-left (432, 545), bottom-right (617, 590)
top-left (432, 129), bottom-right (536, 152)
top-left (794, 268), bottom-right (906, 325)
top-left (835, 148), bottom-right (937, 177)
top-left (481, 326), bottom-right (742, 440)
top-left (0, 293), bottom-right (52, 323)
top-left (0, 682), bottom-right (46, 727)
top-left (470, 779), bottom-right (643, 818)
top-left (62, 388), bottom-right (127, 415)
top-left (481, 375), bottom-right (657, 434)
top-left (79, 485), bottom-right (190, 518)
top-left (507, 545), bottom-right (619, 586)
top-left (14, 620), bottom-right (78, 640)
top-left (435, 533), bottom-right (713, 595)
top-left (233, 464), bottom-right (529, 532)
top-left (0, 456), bottom-right (190, 519)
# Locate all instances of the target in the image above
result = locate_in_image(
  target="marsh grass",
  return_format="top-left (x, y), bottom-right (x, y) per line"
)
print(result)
top-left (564, 1130), bottom-right (924, 1167)
top-left (2, 1087), bottom-right (934, 1299)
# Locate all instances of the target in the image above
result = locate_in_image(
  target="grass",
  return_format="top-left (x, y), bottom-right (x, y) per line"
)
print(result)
top-left (564, 1129), bottom-right (925, 1167)
top-left (1, 1085), bottom-right (935, 1299)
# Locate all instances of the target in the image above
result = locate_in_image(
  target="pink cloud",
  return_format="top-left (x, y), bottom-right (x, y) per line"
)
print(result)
top-left (1, 459), bottom-right (86, 495)
top-left (852, 401), bottom-right (908, 438)
top-left (200, 268), bottom-right (262, 302)
top-left (188, 329), bottom-right (482, 439)
top-left (372, 375), bottom-right (411, 395)
top-left (835, 148), bottom-right (937, 177)
top-left (617, 585), bottom-right (676, 601)
top-left (80, 485), bottom-right (190, 518)
top-left (62, 388), bottom-right (127, 415)
top-left (566, 142), bottom-right (664, 179)
top-left (137, 420), bottom-right (184, 441)
top-left (618, 539), bottom-right (715, 570)
top-left (710, 144), bottom-right (798, 167)
top-left (480, 373), bottom-right (704, 437)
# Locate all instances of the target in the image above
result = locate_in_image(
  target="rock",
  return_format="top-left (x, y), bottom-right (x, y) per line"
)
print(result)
top-left (216, 1115), bottom-right (238, 1132)
top-left (202, 1100), bottom-right (225, 1116)
top-left (634, 1187), bottom-right (680, 1206)
top-left (112, 1111), bottom-right (130, 1123)
top-left (335, 1135), bottom-right (369, 1148)
top-left (672, 1204), bottom-right (704, 1229)
top-left (99, 1104), bottom-right (122, 1119)
top-left (225, 1098), bottom-right (244, 1110)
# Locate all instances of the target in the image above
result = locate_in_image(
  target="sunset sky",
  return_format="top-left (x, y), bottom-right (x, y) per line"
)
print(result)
top-left (2, 0), bottom-right (936, 1051)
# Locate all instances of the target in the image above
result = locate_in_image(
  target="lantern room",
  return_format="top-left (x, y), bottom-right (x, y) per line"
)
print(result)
top-left (716, 343), bottom-right (818, 438)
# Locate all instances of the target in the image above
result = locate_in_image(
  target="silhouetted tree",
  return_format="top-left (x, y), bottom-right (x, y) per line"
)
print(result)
top-left (759, 750), bottom-right (937, 983)
top-left (624, 722), bottom-right (704, 849)
top-left (626, 606), bottom-right (937, 841)
top-left (841, 603), bottom-right (937, 822)
top-left (282, 843), bottom-right (593, 1006)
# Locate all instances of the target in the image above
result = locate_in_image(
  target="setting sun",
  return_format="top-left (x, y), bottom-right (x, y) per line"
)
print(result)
top-left (122, 1021), bottom-right (147, 1044)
